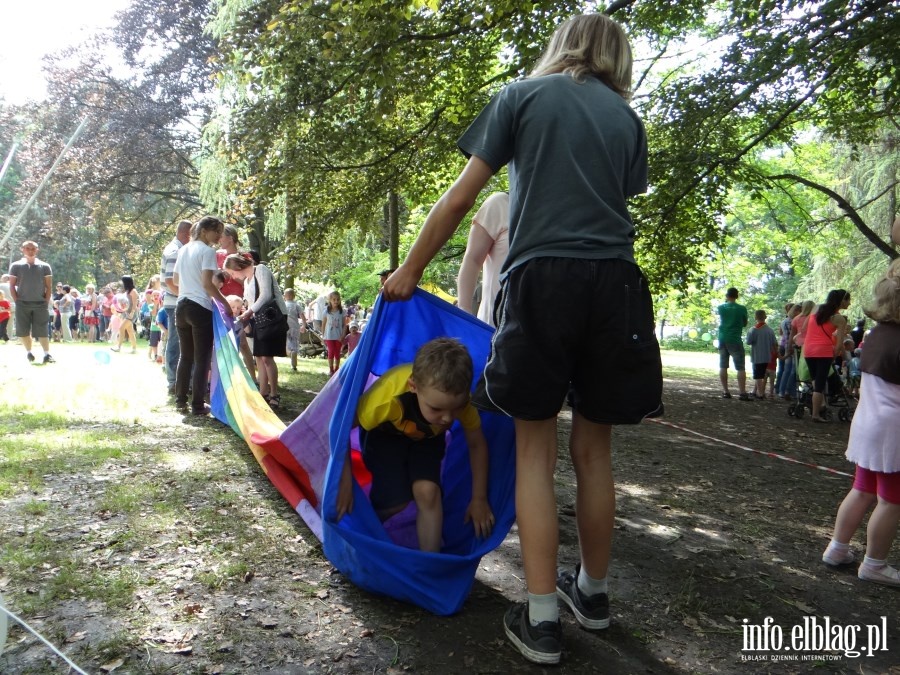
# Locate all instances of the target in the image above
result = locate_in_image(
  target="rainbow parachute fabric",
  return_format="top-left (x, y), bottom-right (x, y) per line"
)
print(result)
top-left (210, 290), bottom-right (517, 615)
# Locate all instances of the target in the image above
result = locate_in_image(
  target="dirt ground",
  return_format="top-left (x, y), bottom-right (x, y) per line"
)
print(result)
top-left (2, 355), bottom-right (899, 674)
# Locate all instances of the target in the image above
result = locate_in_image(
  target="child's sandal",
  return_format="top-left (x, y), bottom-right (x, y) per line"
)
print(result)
top-left (267, 395), bottom-right (281, 410)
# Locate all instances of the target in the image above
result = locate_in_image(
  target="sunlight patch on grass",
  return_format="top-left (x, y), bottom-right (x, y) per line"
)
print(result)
top-left (663, 365), bottom-right (715, 380)
top-left (0, 417), bottom-right (128, 496)
top-left (159, 450), bottom-right (203, 473)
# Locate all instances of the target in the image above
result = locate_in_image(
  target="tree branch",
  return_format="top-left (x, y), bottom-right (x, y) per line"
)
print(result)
top-left (769, 173), bottom-right (898, 259)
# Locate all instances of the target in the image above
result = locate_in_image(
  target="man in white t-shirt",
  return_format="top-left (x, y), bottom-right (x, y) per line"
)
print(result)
top-left (457, 191), bottom-right (509, 326)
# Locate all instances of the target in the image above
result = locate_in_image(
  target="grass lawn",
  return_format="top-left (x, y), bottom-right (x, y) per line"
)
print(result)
top-left (0, 340), bottom-right (332, 672)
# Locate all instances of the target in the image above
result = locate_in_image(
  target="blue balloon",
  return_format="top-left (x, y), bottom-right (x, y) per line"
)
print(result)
top-left (94, 350), bottom-right (111, 365)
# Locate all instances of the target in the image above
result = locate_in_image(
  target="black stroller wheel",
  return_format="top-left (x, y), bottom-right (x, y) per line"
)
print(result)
top-left (838, 408), bottom-right (848, 422)
top-left (822, 408), bottom-right (833, 421)
top-left (787, 404), bottom-right (795, 417)
top-left (794, 404), bottom-right (804, 419)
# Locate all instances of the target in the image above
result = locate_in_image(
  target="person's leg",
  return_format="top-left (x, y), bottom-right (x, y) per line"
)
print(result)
top-left (858, 476), bottom-right (900, 586)
top-left (865, 497), bottom-right (900, 560)
top-left (719, 368), bottom-right (730, 393)
top-left (412, 479), bottom-right (443, 552)
top-left (174, 305), bottom-right (194, 406)
top-left (258, 356), bottom-right (271, 398)
top-left (16, 305), bottom-right (33, 355)
top-left (166, 309), bottom-right (181, 390)
top-left (824, 466), bottom-right (876, 566)
top-left (32, 306), bottom-right (52, 359)
top-left (781, 356), bottom-right (796, 397)
top-left (190, 307), bottom-right (214, 412)
top-left (265, 357), bottom-right (278, 396)
top-left (775, 355), bottom-right (785, 393)
top-left (239, 333), bottom-right (257, 382)
top-left (515, 417), bottom-right (560, 596)
top-left (128, 321), bottom-right (138, 351)
top-left (718, 345), bottom-right (732, 395)
top-left (810, 359), bottom-right (828, 419)
top-left (830, 489), bottom-right (875, 544)
top-left (259, 356), bottom-right (276, 398)
top-left (569, 413), bottom-right (614, 580)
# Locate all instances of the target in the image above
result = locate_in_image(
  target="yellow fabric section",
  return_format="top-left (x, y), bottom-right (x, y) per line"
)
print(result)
top-left (419, 283), bottom-right (456, 303)
top-left (357, 363), bottom-right (480, 437)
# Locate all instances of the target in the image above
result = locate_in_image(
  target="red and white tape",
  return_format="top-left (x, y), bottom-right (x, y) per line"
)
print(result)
top-left (645, 418), bottom-right (854, 479)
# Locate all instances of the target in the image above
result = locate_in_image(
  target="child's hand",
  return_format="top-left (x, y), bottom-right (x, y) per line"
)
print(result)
top-left (335, 459), bottom-right (354, 520)
top-left (465, 497), bottom-right (495, 538)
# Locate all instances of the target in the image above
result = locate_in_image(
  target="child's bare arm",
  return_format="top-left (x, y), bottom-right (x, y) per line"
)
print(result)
top-left (463, 427), bottom-right (494, 538)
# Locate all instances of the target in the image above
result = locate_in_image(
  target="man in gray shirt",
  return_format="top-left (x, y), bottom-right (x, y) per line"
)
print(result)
top-left (7, 240), bottom-right (54, 363)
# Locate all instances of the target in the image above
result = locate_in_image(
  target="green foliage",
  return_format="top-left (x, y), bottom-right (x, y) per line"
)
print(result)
top-left (3, 0), bottom-right (898, 308)
top-left (659, 337), bottom-right (717, 353)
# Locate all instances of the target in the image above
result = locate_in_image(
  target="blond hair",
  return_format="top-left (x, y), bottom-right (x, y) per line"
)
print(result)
top-left (530, 14), bottom-right (633, 100)
top-left (865, 259), bottom-right (900, 323)
top-left (412, 338), bottom-right (473, 395)
top-left (798, 300), bottom-right (815, 317)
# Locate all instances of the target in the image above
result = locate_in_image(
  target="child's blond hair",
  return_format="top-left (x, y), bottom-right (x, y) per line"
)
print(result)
top-left (412, 338), bottom-right (473, 395)
top-left (865, 259), bottom-right (900, 324)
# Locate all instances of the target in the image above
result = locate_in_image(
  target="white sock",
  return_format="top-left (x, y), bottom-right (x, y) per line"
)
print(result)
top-left (863, 555), bottom-right (886, 569)
top-left (827, 540), bottom-right (850, 553)
top-left (527, 592), bottom-right (558, 626)
top-left (577, 566), bottom-right (608, 597)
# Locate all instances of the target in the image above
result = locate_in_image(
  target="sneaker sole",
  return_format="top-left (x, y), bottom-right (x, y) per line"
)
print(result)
top-left (557, 589), bottom-right (610, 630)
top-left (503, 623), bottom-right (560, 665)
top-left (821, 556), bottom-right (855, 568)
top-left (858, 569), bottom-right (900, 587)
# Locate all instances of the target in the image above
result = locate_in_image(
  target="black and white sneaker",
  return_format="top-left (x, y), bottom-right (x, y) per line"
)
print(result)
top-left (557, 566), bottom-right (610, 630)
top-left (503, 602), bottom-right (562, 665)
top-left (26, 352), bottom-right (35, 362)
top-left (42, 353), bottom-right (55, 364)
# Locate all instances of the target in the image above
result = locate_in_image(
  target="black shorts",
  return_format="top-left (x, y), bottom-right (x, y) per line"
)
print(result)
top-left (149, 331), bottom-right (161, 347)
top-left (360, 427), bottom-right (445, 511)
top-left (752, 363), bottom-right (769, 380)
top-left (805, 356), bottom-right (834, 393)
top-left (474, 257), bottom-right (663, 424)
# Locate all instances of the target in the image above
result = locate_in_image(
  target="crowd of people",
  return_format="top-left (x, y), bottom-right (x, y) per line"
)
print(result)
top-left (2, 226), bottom-right (369, 417)
top-left (716, 286), bottom-right (861, 422)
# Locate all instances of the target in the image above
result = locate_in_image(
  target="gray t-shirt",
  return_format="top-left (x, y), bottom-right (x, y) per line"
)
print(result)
top-left (8, 257), bottom-right (52, 302)
top-left (458, 74), bottom-right (647, 277)
top-left (746, 323), bottom-right (778, 366)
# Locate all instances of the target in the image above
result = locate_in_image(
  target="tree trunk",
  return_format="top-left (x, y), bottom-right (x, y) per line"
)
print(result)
top-left (387, 190), bottom-right (399, 269)
top-left (284, 197), bottom-right (297, 289)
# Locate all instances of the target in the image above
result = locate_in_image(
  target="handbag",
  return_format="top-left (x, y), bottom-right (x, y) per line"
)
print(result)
top-left (253, 267), bottom-right (287, 338)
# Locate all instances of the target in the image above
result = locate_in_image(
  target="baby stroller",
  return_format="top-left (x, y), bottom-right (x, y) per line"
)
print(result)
top-left (787, 355), bottom-right (856, 422)
top-left (298, 324), bottom-right (326, 358)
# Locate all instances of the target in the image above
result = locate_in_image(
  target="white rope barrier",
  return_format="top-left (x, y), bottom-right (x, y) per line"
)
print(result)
top-left (0, 594), bottom-right (90, 674)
